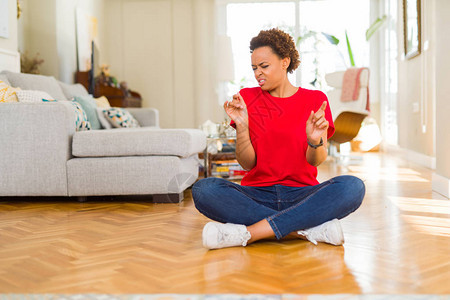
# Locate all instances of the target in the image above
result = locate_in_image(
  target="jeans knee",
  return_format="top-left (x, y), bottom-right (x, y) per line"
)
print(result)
top-left (192, 177), bottom-right (222, 206)
top-left (348, 175), bottom-right (365, 208)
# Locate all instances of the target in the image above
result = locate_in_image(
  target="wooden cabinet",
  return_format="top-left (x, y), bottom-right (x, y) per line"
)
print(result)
top-left (93, 85), bottom-right (142, 108)
top-left (75, 71), bottom-right (142, 108)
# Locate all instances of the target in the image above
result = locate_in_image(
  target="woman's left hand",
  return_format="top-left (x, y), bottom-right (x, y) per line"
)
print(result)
top-left (306, 101), bottom-right (329, 144)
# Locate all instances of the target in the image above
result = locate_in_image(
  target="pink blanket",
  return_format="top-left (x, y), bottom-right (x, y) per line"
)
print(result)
top-left (340, 67), bottom-right (370, 111)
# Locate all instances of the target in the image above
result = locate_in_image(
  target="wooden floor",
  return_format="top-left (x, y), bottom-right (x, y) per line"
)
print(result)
top-left (0, 152), bottom-right (449, 294)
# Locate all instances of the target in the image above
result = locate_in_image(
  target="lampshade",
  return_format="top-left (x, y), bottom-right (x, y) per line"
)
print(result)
top-left (217, 35), bottom-right (235, 82)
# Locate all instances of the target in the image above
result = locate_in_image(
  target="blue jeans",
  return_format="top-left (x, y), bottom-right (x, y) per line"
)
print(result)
top-left (192, 175), bottom-right (365, 239)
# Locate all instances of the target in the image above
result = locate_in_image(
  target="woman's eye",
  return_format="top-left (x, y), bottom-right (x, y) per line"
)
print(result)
top-left (262, 65), bottom-right (268, 68)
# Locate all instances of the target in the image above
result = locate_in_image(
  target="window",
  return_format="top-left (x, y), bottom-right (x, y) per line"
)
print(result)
top-left (221, 0), bottom-right (371, 92)
top-left (225, 2), bottom-right (296, 93)
top-left (298, 0), bottom-right (370, 89)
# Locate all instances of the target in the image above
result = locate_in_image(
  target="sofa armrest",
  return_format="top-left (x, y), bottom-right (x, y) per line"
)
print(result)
top-left (126, 107), bottom-right (159, 127)
top-left (0, 102), bottom-right (76, 196)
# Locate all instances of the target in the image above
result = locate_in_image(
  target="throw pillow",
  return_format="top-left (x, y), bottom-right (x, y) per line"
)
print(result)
top-left (17, 90), bottom-right (54, 103)
top-left (43, 99), bottom-right (91, 131)
top-left (58, 81), bottom-right (89, 99)
top-left (102, 107), bottom-right (140, 128)
top-left (96, 107), bottom-right (113, 129)
top-left (0, 80), bottom-right (20, 103)
top-left (74, 95), bottom-right (102, 130)
top-left (95, 96), bottom-right (111, 108)
top-left (1, 71), bottom-right (67, 100)
top-left (0, 74), bottom-right (11, 85)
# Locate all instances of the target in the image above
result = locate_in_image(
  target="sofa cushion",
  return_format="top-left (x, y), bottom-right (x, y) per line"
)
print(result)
top-left (1, 71), bottom-right (68, 101)
top-left (0, 74), bottom-right (10, 85)
top-left (102, 107), bottom-right (140, 128)
top-left (0, 80), bottom-right (20, 102)
top-left (67, 155), bottom-right (199, 196)
top-left (74, 95), bottom-right (101, 130)
top-left (58, 81), bottom-right (89, 99)
top-left (17, 90), bottom-right (54, 102)
top-left (72, 128), bottom-right (207, 158)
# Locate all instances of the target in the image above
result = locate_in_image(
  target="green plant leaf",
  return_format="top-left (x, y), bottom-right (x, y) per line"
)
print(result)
top-left (345, 30), bottom-right (355, 67)
top-left (366, 15), bottom-right (387, 41)
top-left (321, 32), bottom-right (339, 45)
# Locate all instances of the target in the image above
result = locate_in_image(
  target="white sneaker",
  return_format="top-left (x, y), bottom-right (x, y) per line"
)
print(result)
top-left (297, 219), bottom-right (344, 246)
top-left (202, 222), bottom-right (251, 250)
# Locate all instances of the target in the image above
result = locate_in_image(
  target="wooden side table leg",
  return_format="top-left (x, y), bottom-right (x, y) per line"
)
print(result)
top-left (203, 146), bottom-right (208, 178)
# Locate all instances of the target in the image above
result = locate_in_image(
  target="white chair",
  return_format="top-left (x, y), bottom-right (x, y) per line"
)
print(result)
top-left (325, 69), bottom-right (370, 146)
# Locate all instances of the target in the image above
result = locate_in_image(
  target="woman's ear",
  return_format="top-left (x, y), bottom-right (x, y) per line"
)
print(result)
top-left (282, 57), bottom-right (291, 70)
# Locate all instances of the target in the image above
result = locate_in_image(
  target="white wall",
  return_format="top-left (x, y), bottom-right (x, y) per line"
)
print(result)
top-left (0, 0), bottom-right (20, 72)
top-left (397, 0), bottom-right (435, 159)
top-left (433, 0), bottom-right (450, 197)
top-left (56, 0), bottom-right (107, 83)
top-left (18, 0), bottom-right (106, 83)
top-left (395, 0), bottom-right (450, 197)
top-left (106, 0), bottom-right (222, 129)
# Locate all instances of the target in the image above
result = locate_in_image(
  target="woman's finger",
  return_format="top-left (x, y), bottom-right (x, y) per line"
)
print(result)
top-left (237, 93), bottom-right (246, 109)
top-left (307, 110), bottom-right (314, 124)
top-left (314, 101), bottom-right (327, 119)
top-left (319, 121), bottom-right (329, 130)
top-left (315, 117), bottom-right (326, 128)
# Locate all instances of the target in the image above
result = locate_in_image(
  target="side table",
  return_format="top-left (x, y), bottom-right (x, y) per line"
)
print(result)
top-left (202, 137), bottom-right (247, 180)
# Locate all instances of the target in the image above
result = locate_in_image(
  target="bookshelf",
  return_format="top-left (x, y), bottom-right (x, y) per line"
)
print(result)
top-left (201, 137), bottom-right (248, 180)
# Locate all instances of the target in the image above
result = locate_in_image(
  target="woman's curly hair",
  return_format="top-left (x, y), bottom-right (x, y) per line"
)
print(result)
top-left (250, 28), bottom-right (300, 73)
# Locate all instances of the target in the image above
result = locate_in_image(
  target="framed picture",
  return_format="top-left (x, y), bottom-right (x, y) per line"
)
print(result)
top-left (0, 0), bottom-right (9, 39)
top-left (403, 0), bottom-right (421, 59)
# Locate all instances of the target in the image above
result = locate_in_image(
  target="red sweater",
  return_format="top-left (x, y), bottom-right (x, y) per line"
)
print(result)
top-left (231, 87), bottom-right (334, 187)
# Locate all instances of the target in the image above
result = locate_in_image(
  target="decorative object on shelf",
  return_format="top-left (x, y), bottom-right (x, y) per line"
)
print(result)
top-left (221, 118), bottom-right (236, 138)
top-left (95, 64), bottom-right (118, 88)
top-left (76, 65), bottom-right (142, 108)
top-left (403, 0), bottom-right (421, 59)
top-left (201, 136), bottom-right (247, 180)
top-left (201, 120), bottom-right (220, 138)
top-left (20, 52), bottom-right (44, 74)
top-left (119, 81), bottom-right (131, 97)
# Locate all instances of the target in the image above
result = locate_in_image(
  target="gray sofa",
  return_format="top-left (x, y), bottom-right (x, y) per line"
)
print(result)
top-left (0, 71), bottom-right (206, 203)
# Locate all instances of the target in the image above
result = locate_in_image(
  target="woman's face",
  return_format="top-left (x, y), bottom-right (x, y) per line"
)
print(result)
top-left (251, 46), bottom-right (290, 91)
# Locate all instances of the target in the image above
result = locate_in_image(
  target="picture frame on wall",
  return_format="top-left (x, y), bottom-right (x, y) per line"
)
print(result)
top-left (0, 0), bottom-right (9, 39)
top-left (403, 0), bottom-right (421, 59)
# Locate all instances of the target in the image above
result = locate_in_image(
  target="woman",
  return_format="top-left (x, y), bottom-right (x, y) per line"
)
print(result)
top-left (192, 28), bottom-right (365, 250)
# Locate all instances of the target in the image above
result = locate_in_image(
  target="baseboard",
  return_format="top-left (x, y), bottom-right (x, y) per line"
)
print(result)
top-left (0, 48), bottom-right (20, 72)
top-left (432, 173), bottom-right (450, 199)
top-left (384, 143), bottom-right (436, 169)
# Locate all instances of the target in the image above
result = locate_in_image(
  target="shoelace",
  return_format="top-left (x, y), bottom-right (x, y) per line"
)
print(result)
top-left (219, 229), bottom-right (251, 246)
top-left (298, 227), bottom-right (329, 246)
top-left (299, 231), bottom-right (318, 245)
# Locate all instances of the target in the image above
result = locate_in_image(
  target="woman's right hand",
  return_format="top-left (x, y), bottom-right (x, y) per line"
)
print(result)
top-left (223, 93), bottom-right (248, 126)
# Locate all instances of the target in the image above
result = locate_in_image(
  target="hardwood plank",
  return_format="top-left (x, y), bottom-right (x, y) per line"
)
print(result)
top-left (0, 152), bottom-right (449, 294)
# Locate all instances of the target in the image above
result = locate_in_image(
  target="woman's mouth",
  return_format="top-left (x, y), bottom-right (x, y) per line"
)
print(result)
top-left (258, 79), bottom-right (266, 86)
